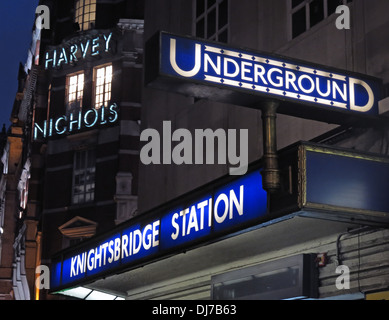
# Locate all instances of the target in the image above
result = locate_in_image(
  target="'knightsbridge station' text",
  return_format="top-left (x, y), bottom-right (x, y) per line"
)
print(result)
top-left (52, 170), bottom-right (267, 287)
top-left (69, 185), bottom-right (244, 278)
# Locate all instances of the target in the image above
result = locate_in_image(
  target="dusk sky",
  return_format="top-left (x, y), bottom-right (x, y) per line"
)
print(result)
top-left (0, 0), bottom-right (40, 128)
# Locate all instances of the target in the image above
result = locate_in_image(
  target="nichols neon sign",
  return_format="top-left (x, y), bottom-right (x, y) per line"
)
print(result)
top-left (50, 169), bottom-right (267, 291)
top-left (146, 32), bottom-right (383, 123)
top-left (33, 103), bottom-right (119, 140)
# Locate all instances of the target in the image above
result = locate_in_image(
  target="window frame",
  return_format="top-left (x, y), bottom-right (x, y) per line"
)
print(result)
top-left (288, 0), bottom-right (352, 40)
top-left (66, 71), bottom-right (85, 114)
top-left (93, 64), bottom-right (113, 110)
top-left (75, 0), bottom-right (97, 32)
top-left (72, 148), bottom-right (96, 205)
top-left (193, 0), bottom-right (230, 43)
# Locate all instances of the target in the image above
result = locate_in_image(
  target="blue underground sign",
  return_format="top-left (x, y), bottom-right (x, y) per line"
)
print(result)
top-left (51, 169), bottom-right (267, 290)
top-left (146, 32), bottom-right (382, 123)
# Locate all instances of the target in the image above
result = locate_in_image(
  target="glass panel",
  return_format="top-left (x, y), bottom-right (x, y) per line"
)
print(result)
top-left (73, 150), bottom-right (96, 204)
top-left (292, 7), bottom-right (306, 38)
top-left (218, 0), bottom-right (228, 29)
top-left (310, 0), bottom-right (324, 28)
top-left (197, 0), bottom-right (205, 16)
top-left (218, 28), bottom-right (228, 43)
top-left (208, 0), bottom-right (216, 8)
top-left (328, 0), bottom-right (342, 15)
top-left (196, 18), bottom-right (205, 38)
top-left (207, 8), bottom-right (216, 37)
top-left (292, 0), bottom-right (305, 8)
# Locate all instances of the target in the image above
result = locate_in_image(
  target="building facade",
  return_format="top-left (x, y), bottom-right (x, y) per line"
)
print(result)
top-left (0, 0), bottom-right (144, 300)
top-left (1, 0), bottom-right (389, 300)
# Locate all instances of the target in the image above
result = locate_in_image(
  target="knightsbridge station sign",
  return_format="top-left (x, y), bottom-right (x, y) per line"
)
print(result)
top-left (50, 169), bottom-right (267, 291)
top-left (146, 32), bottom-right (382, 123)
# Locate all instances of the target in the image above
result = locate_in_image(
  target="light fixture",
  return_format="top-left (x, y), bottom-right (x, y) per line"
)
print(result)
top-left (60, 287), bottom-right (92, 299)
top-left (57, 286), bottom-right (125, 300)
top-left (85, 290), bottom-right (116, 300)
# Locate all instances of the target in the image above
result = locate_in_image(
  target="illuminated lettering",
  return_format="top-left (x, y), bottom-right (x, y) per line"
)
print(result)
top-left (45, 50), bottom-right (56, 69)
top-left (34, 121), bottom-right (47, 139)
top-left (84, 109), bottom-right (99, 128)
top-left (205, 54), bottom-right (221, 75)
top-left (57, 48), bottom-right (68, 67)
top-left (69, 111), bottom-right (82, 132)
top-left (316, 78), bottom-right (331, 97)
top-left (169, 38), bottom-right (201, 77)
top-left (56, 170), bottom-right (266, 287)
top-left (55, 116), bottom-right (67, 135)
top-left (80, 40), bottom-right (90, 59)
top-left (224, 58), bottom-right (239, 78)
top-left (160, 34), bottom-right (380, 116)
top-left (87, 249), bottom-right (94, 271)
top-left (268, 68), bottom-right (283, 87)
top-left (91, 37), bottom-right (100, 56)
top-left (349, 78), bottom-right (375, 113)
top-left (69, 44), bottom-right (78, 63)
top-left (103, 33), bottom-right (113, 52)
top-left (298, 74), bottom-right (315, 94)
top-left (44, 32), bottom-right (113, 70)
top-left (33, 104), bottom-right (119, 140)
top-left (170, 186), bottom-right (244, 240)
top-left (108, 103), bottom-right (119, 122)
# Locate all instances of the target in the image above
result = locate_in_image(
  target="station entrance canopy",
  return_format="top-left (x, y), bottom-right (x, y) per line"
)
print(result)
top-left (50, 142), bottom-right (389, 295)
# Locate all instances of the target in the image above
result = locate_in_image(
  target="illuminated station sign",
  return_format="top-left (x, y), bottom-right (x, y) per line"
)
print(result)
top-left (146, 32), bottom-right (383, 124)
top-left (50, 169), bottom-right (267, 291)
top-left (50, 141), bottom-right (389, 293)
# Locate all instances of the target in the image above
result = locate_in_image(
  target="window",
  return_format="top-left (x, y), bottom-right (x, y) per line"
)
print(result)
top-left (94, 64), bottom-right (112, 109)
top-left (75, 0), bottom-right (97, 32)
top-left (66, 72), bottom-right (84, 113)
top-left (72, 149), bottom-right (95, 204)
top-left (195, 0), bottom-right (229, 43)
top-left (290, 0), bottom-right (353, 39)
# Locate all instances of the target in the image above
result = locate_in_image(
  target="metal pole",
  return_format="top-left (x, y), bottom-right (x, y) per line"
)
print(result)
top-left (261, 101), bottom-right (281, 194)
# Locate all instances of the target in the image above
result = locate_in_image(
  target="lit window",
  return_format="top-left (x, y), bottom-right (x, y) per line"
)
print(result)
top-left (195, 0), bottom-right (229, 43)
top-left (75, 0), bottom-right (97, 31)
top-left (94, 65), bottom-right (112, 109)
top-left (290, 0), bottom-right (353, 39)
top-left (72, 149), bottom-right (95, 205)
top-left (66, 72), bottom-right (84, 113)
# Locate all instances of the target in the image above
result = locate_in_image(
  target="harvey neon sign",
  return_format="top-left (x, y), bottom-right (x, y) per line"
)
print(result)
top-left (33, 103), bottom-right (119, 140)
top-left (147, 32), bottom-right (382, 122)
top-left (50, 170), bottom-right (267, 290)
top-left (44, 32), bottom-right (113, 69)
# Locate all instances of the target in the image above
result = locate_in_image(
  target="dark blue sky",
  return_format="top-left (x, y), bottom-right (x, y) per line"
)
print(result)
top-left (0, 0), bottom-right (40, 128)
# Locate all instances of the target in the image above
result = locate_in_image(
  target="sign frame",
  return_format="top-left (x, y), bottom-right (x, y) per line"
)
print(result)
top-left (146, 32), bottom-right (385, 126)
top-left (50, 164), bottom-right (269, 293)
top-left (298, 143), bottom-right (389, 225)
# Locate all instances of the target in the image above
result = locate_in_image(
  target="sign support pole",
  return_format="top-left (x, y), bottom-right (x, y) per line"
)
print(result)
top-left (261, 101), bottom-right (281, 193)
